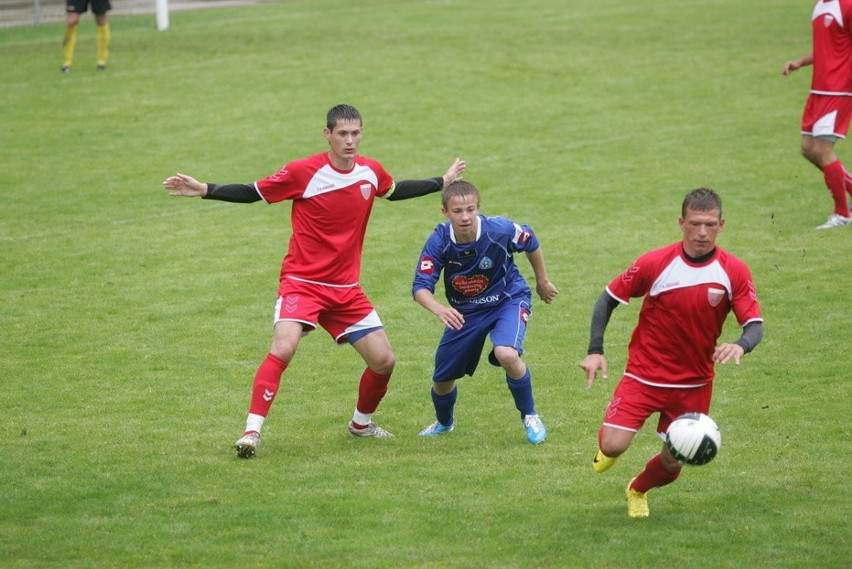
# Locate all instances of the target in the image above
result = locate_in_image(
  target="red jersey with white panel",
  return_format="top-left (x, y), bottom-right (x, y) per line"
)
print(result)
top-left (606, 242), bottom-right (762, 388)
top-left (255, 152), bottom-right (394, 287)
top-left (810, 0), bottom-right (852, 96)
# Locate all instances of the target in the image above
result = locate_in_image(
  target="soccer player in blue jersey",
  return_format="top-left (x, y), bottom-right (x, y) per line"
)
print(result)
top-left (412, 180), bottom-right (559, 444)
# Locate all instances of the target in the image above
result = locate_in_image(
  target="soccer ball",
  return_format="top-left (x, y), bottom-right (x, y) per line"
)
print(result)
top-left (665, 412), bottom-right (721, 466)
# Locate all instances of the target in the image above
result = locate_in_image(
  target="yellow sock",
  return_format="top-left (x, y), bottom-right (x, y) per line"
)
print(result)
top-left (96, 23), bottom-right (110, 67)
top-left (62, 24), bottom-right (78, 68)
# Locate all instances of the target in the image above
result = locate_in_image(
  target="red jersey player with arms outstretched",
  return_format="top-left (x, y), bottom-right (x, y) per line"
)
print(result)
top-left (783, 0), bottom-right (852, 229)
top-left (163, 104), bottom-right (466, 458)
top-left (579, 188), bottom-right (764, 518)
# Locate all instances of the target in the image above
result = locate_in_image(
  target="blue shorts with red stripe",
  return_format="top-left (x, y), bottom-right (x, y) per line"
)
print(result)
top-left (432, 295), bottom-right (531, 382)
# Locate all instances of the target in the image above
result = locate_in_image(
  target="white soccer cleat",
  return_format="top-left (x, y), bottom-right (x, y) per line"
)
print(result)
top-left (816, 213), bottom-right (852, 229)
top-left (348, 421), bottom-right (394, 438)
top-left (234, 431), bottom-right (260, 458)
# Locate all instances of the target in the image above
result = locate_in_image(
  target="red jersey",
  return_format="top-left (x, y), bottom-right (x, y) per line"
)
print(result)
top-left (606, 243), bottom-right (763, 387)
top-left (810, 0), bottom-right (852, 96)
top-left (255, 152), bottom-right (394, 287)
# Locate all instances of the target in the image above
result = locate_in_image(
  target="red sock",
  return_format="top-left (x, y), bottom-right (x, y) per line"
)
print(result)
top-left (631, 453), bottom-right (681, 493)
top-left (248, 353), bottom-right (288, 417)
top-left (821, 160), bottom-right (851, 217)
top-left (356, 368), bottom-right (391, 415)
top-left (843, 166), bottom-right (852, 198)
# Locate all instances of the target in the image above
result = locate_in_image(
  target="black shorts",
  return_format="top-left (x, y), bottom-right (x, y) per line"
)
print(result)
top-left (66, 0), bottom-right (112, 15)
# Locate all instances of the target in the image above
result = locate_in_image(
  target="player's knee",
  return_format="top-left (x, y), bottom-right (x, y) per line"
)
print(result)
top-left (599, 441), bottom-right (627, 458)
top-left (370, 352), bottom-right (395, 375)
top-left (599, 431), bottom-right (631, 457)
top-left (801, 145), bottom-right (820, 164)
top-left (269, 339), bottom-right (297, 362)
top-left (492, 346), bottom-right (520, 369)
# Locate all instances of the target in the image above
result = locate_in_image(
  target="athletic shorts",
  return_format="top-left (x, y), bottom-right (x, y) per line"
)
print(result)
top-left (66, 0), bottom-right (111, 15)
top-left (273, 278), bottom-right (382, 344)
top-left (601, 376), bottom-right (713, 437)
top-left (432, 296), bottom-right (531, 382)
top-left (801, 94), bottom-right (852, 139)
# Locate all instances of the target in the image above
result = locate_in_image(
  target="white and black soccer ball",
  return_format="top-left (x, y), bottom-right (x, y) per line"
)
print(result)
top-left (665, 412), bottom-right (721, 466)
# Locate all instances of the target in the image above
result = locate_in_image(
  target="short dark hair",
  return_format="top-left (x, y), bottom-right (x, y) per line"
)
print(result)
top-left (326, 104), bottom-right (362, 130)
top-left (682, 187), bottom-right (722, 217)
top-left (441, 180), bottom-right (480, 209)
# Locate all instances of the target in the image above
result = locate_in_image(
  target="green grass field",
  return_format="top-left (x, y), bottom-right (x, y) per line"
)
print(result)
top-left (1, 0), bottom-right (850, 567)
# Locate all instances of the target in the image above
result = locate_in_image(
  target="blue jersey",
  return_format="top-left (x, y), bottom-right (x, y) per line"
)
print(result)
top-left (412, 215), bottom-right (540, 313)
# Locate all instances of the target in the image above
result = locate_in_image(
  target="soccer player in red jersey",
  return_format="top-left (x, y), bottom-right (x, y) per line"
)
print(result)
top-left (783, 0), bottom-right (852, 229)
top-left (579, 188), bottom-right (764, 517)
top-left (163, 104), bottom-right (466, 458)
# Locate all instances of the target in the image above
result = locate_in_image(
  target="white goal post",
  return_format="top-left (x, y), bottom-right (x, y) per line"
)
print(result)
top-left (156, 0), bottom-right (169, 30)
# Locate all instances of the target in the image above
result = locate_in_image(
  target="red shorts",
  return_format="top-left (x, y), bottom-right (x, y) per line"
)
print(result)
top-left (801, 94), bottom-right (852, 138)
top-left (602, 376), bottom-right (713, 436)
top-left (274, 278), bottom-right (382, 344)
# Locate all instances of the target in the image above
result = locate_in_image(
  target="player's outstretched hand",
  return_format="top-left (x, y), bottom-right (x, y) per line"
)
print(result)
top-left (163, 173), bottom-right (206, 197)
top-left (442, 158), bottom-right (466, 187)
top-left (579, 353), bottom-right (608, 390)
top-left (536, 280), bottom-right (559, 304)
top-left (713, 342), bottom-right (745, 365)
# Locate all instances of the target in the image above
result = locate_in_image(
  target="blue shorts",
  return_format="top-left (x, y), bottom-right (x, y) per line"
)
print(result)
top-left (432, 296), bottom-right (531, 382)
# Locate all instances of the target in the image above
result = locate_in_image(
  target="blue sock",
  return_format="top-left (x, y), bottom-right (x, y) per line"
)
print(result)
top-left (432, 386), bottom-right (457, 426)
top-left (506, 369), bottom-right (535, 418)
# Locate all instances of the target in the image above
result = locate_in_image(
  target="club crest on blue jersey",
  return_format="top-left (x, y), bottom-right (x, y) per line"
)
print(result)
top-left (479, 257), bottom-right (494, 270)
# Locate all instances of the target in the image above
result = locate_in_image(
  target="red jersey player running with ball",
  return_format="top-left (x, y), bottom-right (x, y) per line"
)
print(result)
top-left (579, 188), bottom-right (764, 518)
top-left (163, 104), bottom-right (465, 458)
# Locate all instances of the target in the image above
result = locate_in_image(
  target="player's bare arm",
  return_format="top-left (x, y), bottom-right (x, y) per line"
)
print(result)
top-left (782, 52), bottom-right (813, 76)
top-left (414, 289), bottom-right (465, 331)
top-left (525, 248), bottom-right (558, 304)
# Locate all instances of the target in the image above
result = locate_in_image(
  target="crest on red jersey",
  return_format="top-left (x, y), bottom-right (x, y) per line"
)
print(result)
top-left (360, 183), bottom-right (372, 200)
top-left (707, 287), bottom-right (725, 307)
